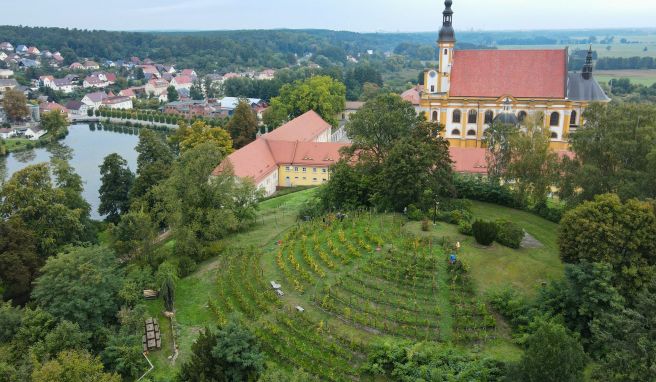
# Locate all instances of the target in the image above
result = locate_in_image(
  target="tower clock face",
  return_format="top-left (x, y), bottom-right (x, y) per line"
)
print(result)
top-left (429, 71), bottom-right (437, 78)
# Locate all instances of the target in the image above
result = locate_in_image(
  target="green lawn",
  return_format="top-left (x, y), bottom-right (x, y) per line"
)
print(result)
top-left (144, 188), bottom-right (316, 379)
top-left (4, 138), bottom-right (32, 152)
top-left (595, 69), bottom-right (656, 86)
top-left (149, 193), bottom-right (562, 378)
top-left (405, 201), bottom-right (563, 297)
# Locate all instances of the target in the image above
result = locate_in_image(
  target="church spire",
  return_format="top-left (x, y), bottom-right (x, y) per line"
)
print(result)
top-left (582, 45), bottom-right (593, 80)
top-left (438, 0), bottom-right (456, 44)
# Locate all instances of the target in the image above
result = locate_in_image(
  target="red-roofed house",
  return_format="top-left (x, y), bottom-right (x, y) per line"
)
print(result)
top-left (69, 62), bottom-right (84, 70)
top-left (180, 69), bottom-right (197, 78)
top-left (39, 102), bottom-right (68, 116)
top-left (213, 111), bottom-right (340, 196)
top-left (171, 75), bottom-right (193, 91)
top-left (421, 1), bottom-right (609, 151)
top-left (264, 110), bottom-right (332, 143)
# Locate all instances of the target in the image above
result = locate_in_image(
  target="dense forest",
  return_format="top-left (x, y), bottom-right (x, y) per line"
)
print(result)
top-left (2, 25), bottom-right (654, 74)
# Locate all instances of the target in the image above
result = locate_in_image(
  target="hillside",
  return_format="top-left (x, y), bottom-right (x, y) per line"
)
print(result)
top-left (144, 189), bottom-right (562, 380)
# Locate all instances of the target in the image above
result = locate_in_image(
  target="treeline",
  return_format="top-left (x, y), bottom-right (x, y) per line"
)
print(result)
top-left (596, 56), bottom-right (656, 70)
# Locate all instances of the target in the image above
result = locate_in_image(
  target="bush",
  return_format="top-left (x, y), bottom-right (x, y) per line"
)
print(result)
top-left (495, 220), bottom-right (524, 249)
top-left (454, 175), bottom-right (520, 208)
top-left (177, 256), bottom-right (197, 277)
top-left (406, 204), bottom-right (424, 221)
top-left (531, 201), bottom-right (563, 223)
top-left (458, 220), bottom-right (473, 236)
top-left (472, 220), bottom-right (498, 246)
top-left (421, 219), bottom-right (431, 232)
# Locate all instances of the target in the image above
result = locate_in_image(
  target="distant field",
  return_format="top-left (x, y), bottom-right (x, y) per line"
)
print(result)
top-left (595, 69), bottom-right (656, 86)
top-left (500, 40), bottom-right (656, 59)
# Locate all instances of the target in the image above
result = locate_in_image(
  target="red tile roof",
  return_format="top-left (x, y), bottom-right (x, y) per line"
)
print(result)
top-left (448, 147), bottom-right (487, 174)
top-left (264, 110), bottom-right (332, 142)
top-left (173, 75), bottom-right (193, 85)
top-left (450, 49), bottom-right (568, 99)
top-left (401, 85), bottom-right (421, 105)
top-left (213, 138), bottom-right (278, 182)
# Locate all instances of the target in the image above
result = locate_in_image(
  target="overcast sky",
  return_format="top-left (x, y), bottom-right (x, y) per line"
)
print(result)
top-left (4, 0), bottom-right (656, 32)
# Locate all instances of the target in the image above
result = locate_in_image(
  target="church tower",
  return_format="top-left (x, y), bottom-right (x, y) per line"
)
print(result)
top-left (432, 0), bottom-right (456, 94)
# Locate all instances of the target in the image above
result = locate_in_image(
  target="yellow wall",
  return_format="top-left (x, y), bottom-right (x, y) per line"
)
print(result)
top-left (278, 165), bottom-right (330, 187)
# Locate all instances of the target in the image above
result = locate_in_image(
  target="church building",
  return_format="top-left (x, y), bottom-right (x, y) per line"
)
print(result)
top-left (421, 0), bottom-right (610, 150)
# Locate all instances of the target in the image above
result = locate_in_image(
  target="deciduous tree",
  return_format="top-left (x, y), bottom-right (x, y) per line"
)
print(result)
top-left (32, 350), bottom-right (120, 382)
top-left (130, 129), bottom-right (174, 200)
top-left (166, 86), bottom-right (179, 102)
top-left (99, 153), bottom-right (134, 223)
top-left (31, 246), bottom-right (124, 331)
top-left (40, 111), bottom-right (69, 141)
top-left (513, 319), bottom-right (587, 382)
top-left (559, 194), bottom-right (656, 299)
top-left (264, 75), bottom-right (345, 128)
top-left (1, 89), bottom-right (29, 122)
top-left (225, 101), bottom-right (258, 149)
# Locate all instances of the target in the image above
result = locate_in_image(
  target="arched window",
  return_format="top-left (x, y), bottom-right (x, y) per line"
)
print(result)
top-left (452, 109), bottom-right (461, 123)
top-left (468, 110), bottom-right (477, 124)
top-left (550, 132), bottom-right (558, 139)
top-left (484, 110), bottom-right (494, 124)
top-left (432, 111), bottom-right (438, 121)
top-left (451, 129), bottom-right (461, 136)
top-left (467, 129), bottom-right (476, 136)
top-left (570, 110), bottom-right (577, 126)
top-left (550, 112), bottom-right (560, 127)
top-left (518, 111), bottom-right (527, 123)
top-left (444, 49), bottom-right (448, 55)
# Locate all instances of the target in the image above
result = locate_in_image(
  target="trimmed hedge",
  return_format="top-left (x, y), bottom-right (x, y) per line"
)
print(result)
top-left (495, 219), bottom-right (524, 249)
top-left (472, 220), bottom-right (498, 246)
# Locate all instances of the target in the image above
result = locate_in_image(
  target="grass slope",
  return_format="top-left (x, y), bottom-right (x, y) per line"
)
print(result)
top-left (407, 201), bottom-right (562, 297)
top-left (144, 188), bottom-right (316, 379)
top-left (148, 194), bottom-right (561, 379)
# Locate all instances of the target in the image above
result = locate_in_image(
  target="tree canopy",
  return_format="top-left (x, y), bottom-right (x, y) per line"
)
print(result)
top-left (1, 89), bottom-right (29, 122)
top-left (264, 75), bottom-right (345, 128)
top-left (98, 153), bottom-right (134, 223)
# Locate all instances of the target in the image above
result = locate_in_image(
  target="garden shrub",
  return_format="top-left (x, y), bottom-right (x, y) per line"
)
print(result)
top-left (177, 256), bottom-right (197, 277)
top-left (495, 219), bottom-right (524, 249)
top-left (421, 219), bottom-right (431, 232)
top-left (406, 204), bottom-right (424, 221)
top-left (458, 220), bottom-right (473, 236)
top-left (472, 220), bottom-right (498, 246)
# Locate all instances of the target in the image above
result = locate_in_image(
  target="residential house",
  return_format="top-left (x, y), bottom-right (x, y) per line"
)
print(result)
top-left (171, 75), bottom-right (193, 91)
top-left (83, 74), bottom-right (109, 88)
top-left (257, 69), bottom-right (276, 80)
top-left (0, 52), bottom-right (7, 62)
top-left (140, 64), bottom-right (160, 79)
top-left (52, 78), bottom-right (76, 93)
top-left (27, 47), bottom-right (40, 56)
top-left (101, 96), bottom-right (133, 110)
top-left (157, 64), bottom-right (176, 74)
top-left (0, 69), bottom-right (13, 79)
top-left (65, 100), bottom-right (89, 117)
top-left (118, 88), bottom-right (136, 99)
top-left (0, 128), bottom-right (16, 139)
top-left (400, 85), bottom-right (422, 113)
top-left (83, 60), bottom-right (100, 70)
top-left (180, 69), bottom-right (197, 78)
top-left (39, 75), bottom-right (55, 88)
top-left (206, 73), bottom-right (224, 85)
top-left (145, 79), bottom-right (169, 98)
top-left (39, 102), bottom-right (68, 116)
top-left (19, 58), bottom-right (39, 68)
top-left (81, 91), bottom-right (109, 109)
top-left (52, 52), bottom-right (64, 63)
top-left (0, 42), bottom-right (14, 51)
top-left (0, 79), bottom-right (19, 93)
top-left (218, 97), bottom-right (264, 116)
top-left (41, 50), bottom-right (53, 58)
top-left (16, 45), bottom-right (28, 54)
top-left (25, 127), bottom-right (46, 140)
top-left (342, 101), bottom-right (364, 121)
top-left (163, 100), bottom-right (214, 118)
top-left (69, 62), bottom-right (84, 70)
top-left (222, 72), bottom-right (241, 80)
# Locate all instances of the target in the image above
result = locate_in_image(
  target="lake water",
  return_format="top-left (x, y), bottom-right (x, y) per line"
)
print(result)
top-left (0, 124), bottom-right (139, 220)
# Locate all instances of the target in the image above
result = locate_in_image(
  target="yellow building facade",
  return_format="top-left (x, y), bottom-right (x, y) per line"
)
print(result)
top-left (421, 1), bottom-right (610, 151)
top-left (278, 165), bottom-right (331, 187)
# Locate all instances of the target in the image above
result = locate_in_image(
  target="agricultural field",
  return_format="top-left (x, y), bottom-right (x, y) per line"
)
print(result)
top-left (595, 69), bottom-right (656, 86)
top-left (499, 37), bottom-right (656, 59)
top-left (146, 190), bottom-right (562, 380)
